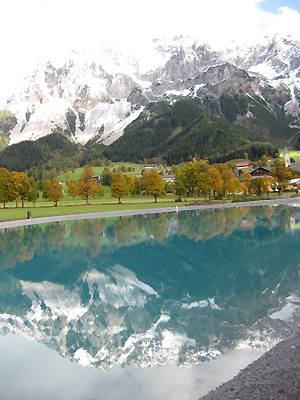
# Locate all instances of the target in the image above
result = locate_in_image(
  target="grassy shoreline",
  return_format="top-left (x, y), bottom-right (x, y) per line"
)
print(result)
top-left (0, 198), bottom-right (196, 222)
top-left (0, 192), bottom-right (298, 223)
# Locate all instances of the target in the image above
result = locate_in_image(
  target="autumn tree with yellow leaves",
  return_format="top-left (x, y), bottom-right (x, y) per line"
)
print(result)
top-left (42, 179), bottom-right (51, 200)
top-left (49, 178), bottom-right (64, 206)
top-left (0, 168), bottom-right (10, 208)
top-left (77, 165), bottom-right (97, 205)
top-left (145, 169), bottom-right (165, 202)
top-left (8, 171), bottom-right (31, 207)
top-left (111, 173), bottom-right (128, 203)
top-left (128, 175), bottom-right (141, 197)
top-left (271, 159), bottom-right (292, 195)
top-left (68, 180), bottom-right (78, 199)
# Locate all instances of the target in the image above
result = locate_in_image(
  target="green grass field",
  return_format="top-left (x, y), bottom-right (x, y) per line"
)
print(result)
top-left (59, 163), bottom-right (144, 187)
top-left (0, 197), bottom-right (195, 222)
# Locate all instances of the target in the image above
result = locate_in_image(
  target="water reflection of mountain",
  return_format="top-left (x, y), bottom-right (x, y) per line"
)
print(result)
top-left (0, 205), bottom-right (300, 369)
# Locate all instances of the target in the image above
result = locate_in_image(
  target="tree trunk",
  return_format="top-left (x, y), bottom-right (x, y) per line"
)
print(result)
top-left (154, 195), bottom-right (157, 203)
top-left (86, 196), bottom-right (89, 205)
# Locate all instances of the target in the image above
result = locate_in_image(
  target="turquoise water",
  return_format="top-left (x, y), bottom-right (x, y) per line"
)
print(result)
top-left (0, 204), bottom-right (300, 399)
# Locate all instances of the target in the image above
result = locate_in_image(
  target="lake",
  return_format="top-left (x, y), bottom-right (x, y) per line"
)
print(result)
top-left (0, 204), bottom-right (300, 399)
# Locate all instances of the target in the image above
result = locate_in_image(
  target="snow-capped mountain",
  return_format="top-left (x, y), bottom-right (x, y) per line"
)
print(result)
top-left (1, 35), bottom-right (300, 147)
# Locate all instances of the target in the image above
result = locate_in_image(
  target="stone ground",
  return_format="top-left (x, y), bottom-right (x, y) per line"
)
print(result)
top-left (199, 329), bottom-right (300, 400)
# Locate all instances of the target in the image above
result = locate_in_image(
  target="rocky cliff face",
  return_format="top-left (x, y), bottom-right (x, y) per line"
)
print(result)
top-left (1, 36), bottom-right (300, 147)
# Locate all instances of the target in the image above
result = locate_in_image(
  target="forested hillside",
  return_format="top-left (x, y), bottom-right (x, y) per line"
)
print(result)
top-left (102, 99), bottom-right (278, 164)
top-left (0, 132), bottom-right (79, 172)
top-left (0, 98), bottom-right (282, 171)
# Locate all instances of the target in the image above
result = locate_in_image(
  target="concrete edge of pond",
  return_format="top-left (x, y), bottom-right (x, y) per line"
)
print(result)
top-left (0, 197), bottom-right (300, 230)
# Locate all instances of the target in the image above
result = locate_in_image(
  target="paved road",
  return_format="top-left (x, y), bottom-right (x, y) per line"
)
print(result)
top-left (0, 197), bottom-right (299, 229)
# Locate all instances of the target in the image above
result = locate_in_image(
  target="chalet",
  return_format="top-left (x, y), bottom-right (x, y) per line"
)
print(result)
top-left (236, 162), bottom-right (251, 169)
top-left (162, 174), bottom-right (176, 184)
top-left (92, 175), bottom-right (101, 182)
top-left (287, 178), bottom-right (300, 190)
top-left (241, 220), bottom-right (254, 228)
top-left (144, 164), bottom-right (158, 169)
top-left (249, 166), bottom-right (272, 177)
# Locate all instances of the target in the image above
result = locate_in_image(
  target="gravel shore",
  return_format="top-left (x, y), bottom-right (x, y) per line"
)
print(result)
top-left (199, 329), bottom-right (300, 400)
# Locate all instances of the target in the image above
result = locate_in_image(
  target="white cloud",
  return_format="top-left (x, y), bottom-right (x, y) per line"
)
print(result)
top-left (0, 0), bottom-right (300, 98)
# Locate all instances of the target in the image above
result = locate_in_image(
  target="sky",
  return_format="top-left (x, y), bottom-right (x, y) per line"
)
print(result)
top-left (259, 0), bottom-right (300, 14)
top-left (1, 0), bottom-right (300, 98)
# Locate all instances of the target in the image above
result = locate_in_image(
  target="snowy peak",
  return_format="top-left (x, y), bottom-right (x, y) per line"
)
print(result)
top-left (2, 35), bottom-right (300, 147)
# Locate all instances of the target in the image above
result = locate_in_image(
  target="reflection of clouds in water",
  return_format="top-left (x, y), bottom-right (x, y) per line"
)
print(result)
top-left (0, 333), bottom-right (265, 400)
top-left (269, 294), bottom-right (300, 321)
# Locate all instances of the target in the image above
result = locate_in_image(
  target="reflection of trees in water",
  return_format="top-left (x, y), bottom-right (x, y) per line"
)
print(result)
top-left (114, 217), bottom-right (136, 245)
top-left (0, 225), bottom-right (43, 269)
top-left (71, 219), bottom-right (107, 257)
top-left (145, 213), bottom-right (168, 242)
top-left (0, 205), bottom-right (299, 272)
top-left (107, 216), bottom-right (141, 245)
top-left (177, 207), bottom-right (249, 240)
top-left (45, 223), bottom-right (66, 246)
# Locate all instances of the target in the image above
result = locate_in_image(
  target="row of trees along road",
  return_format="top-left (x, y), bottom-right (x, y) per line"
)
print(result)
top-left (110, 169), bottom-right (165, 203)
top-left (67, 167), bottom-right (165, 204)
top-left (0, 158), bottom-right (296, 208)
top-left (175, 159), bottom-right (296, 199)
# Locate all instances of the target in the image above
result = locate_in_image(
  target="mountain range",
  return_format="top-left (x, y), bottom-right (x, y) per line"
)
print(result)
top-left (0, 35), bottom-right (300, 162)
